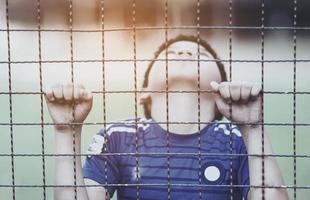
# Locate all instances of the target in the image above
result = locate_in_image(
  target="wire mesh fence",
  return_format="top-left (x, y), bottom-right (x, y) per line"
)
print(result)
top-left (0, 0), bottom-right (310, 200)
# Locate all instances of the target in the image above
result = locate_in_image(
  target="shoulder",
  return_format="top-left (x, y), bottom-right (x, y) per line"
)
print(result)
top-left (212, 120), bottom-right (248, 153)
top-left (98, 117), bottom-right (152, 137)
top-left (213, 120), bottom-right (242, 138)
top-left (211, 120), bottom-right (245, 147)
top-left (200, 121), bottom-right (248, 161)
top-left (87, 118), bottom-right (152, 156)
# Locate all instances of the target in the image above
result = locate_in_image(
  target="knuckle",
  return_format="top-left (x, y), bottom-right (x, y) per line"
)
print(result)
top-left (65, 83), bottom-right (73, 90)
top-left (79, 84), bottom-right (85, 89)
top-left (76, 84), bottom-right (82, 90)
top-left (230, 82), bottom-right (241, 89)
top-left (73, 86), bottom-right (80, 95)
top-left (55, 83), bottom-right (63, 88)
top-left (245, 84), bottom-right (252, 90)
top-left (219, 82), bottom-right (228, 89)
top-left (219, 90), bottom-right (228, 98)
top-left (43, 87), bottom-right (51, 94)
top-left (65, 82), bottom-right (72, 87)
top-left (80, 88), bottom-right (85, 97)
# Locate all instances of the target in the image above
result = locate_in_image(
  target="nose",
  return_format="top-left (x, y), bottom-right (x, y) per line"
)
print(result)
top-left (177, 51), bottom-right (193, 56)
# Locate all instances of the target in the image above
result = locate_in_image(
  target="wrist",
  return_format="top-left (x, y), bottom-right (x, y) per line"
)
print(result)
top-left (240, 123), bottom-right (263, 140)
top-left (240, 123), bottom-right (262, 131)
top-left (54, 124), bottom-right (82, 134)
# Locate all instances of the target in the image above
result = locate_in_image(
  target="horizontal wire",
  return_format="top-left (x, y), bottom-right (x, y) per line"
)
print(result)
top-left (0, 183), bottom-right (309, 189)
top-left (0, 152), bottom-right (309, 158)
top-left (0, 90), bottom-right (310, 95)
top-left (0, 122), bottom-right (309, 126)
top-left (1, 58), bottom-right (310, 64)
top-left (0, 25), bottom-right (310, 33)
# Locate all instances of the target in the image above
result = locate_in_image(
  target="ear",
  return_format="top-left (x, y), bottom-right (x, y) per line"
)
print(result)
top-left (138, 87), bottom-right (151, 105)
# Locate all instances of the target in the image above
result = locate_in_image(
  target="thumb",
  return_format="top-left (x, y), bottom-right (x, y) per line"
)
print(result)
top-left (210, 81), bottom-right (219, 92)
top-left (214, 93), bottom-right (231, 119)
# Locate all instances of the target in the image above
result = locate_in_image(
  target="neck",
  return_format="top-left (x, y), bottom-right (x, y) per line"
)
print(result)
top-left (151, 83), bottom-right (216, 135)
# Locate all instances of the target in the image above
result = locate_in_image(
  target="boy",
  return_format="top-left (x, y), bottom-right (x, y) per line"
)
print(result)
top-left (44, 35), bottom-right (288, 200)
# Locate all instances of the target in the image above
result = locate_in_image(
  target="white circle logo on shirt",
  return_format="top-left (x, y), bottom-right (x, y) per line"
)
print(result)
top-left (204, 166), bottom-right (221, 182)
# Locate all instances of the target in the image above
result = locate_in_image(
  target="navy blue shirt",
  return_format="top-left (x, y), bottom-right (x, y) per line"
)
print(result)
top-left (83, 118), bottom-right (250, 200)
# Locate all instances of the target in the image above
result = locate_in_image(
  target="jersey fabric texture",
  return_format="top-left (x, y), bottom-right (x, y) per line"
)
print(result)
top-left (83, 118), bottom-right (250, 200)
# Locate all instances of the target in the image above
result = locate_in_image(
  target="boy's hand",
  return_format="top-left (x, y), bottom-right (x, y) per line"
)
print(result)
top-left (210, 81), bottom-right (262, 125)
top-left (43, 83), bottom-right (93, 132)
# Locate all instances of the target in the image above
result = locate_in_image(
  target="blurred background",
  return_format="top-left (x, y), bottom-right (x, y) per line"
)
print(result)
top-left (0, 0), bottom-right (309, 199)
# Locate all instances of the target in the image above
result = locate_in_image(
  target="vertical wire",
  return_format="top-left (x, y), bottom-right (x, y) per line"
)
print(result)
top-left (195, 0), bottom-right (202, 199)
top-left (228, 0), bottom-right (234, 199)
top-left (36, 0), bottom-right (46, 199)
top-left (293, 0), bottom-right (298, 199)
top-left (5, 0), bottom-right (15, 199)
top-left (164, 0), bottom-right (171, 199)
top-left (68, 1), bottom-right (77, 199)
top-left (132, 0), bottom-right (140, 199)
top-left (99, 0), bottom-right (109, 198)
top-left (260, 0), bottom-right (265, 199)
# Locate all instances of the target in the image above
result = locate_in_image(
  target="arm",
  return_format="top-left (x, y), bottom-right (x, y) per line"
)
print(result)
top-left (241, 125), bottom-right (288, 200)
top-left (44, 83), bottom-right (109, 200)
top-left (54, 127), bottom-right (88, 199)
top-left (210, 81), bottom-right (289, 200)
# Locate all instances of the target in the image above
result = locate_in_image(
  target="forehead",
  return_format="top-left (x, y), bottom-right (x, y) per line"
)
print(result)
top-left (166, 41), bottom-right (209, 53)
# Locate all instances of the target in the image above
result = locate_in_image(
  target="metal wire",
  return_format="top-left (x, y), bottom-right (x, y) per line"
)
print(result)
top-left (5, 0), bottom-right (15, 199)
top-left (68, 1), bottom-right (78, 199)
top-left (132, 0), bottom-right (141, 199)
top-left (0, 183), bottom-right (308, 189)
top-left (293, 0), bottom-right (298, 199)
top-left (1, 121), bottom-right (310, 126)
top-left (228, 0), bottom-right (234, 199)
top-left (196, 0), bottom-right (202, 199)
top-left (0, 152), bottom-right (309, 158)
top-left (1, 90), bottom-right (310, 95)
top-left (1, 58), bottom-right (310, 64)
top-left (36, 0), bottom-right (46, 199)
top-left (99, 0), bottom-right (109, 199)
top-left (260, 0), bottom-right (266, 199)
top-left (0, 25), bottom-right (310, 33)
top-left (164, 1), bottom-right (171, 199)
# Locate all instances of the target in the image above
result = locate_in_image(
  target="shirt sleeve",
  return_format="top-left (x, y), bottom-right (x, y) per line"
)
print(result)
top-left (83, 127), bottom-right (120, 197)
top-left (237, 137), bottom-right (250, 200)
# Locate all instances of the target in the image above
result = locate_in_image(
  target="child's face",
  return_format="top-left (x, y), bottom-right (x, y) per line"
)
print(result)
top-left (147, 41), bottom-right (222, 91)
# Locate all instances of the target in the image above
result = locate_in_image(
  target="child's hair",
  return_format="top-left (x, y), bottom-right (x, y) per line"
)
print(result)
top-left (142, 34), bottom-right (227, 120)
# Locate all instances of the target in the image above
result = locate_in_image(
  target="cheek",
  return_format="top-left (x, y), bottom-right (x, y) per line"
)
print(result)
top-left (148, 61), bottom-right (166, 89)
